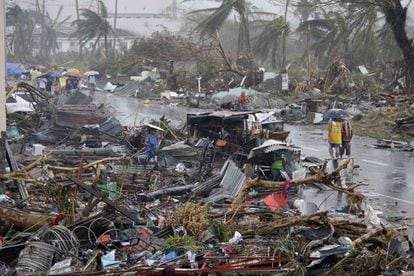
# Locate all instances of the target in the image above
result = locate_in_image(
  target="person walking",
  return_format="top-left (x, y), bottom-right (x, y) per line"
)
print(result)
top-left (328, 119), bottom-right (342, 158)
top-left (87, 75), bottom-right (97, 94)
top-left (38, 77), bottom-right (47, 92)
top-left (145, 128), bottom-right (160, 168)
top-left (340, 119), bottom-right (353, 157)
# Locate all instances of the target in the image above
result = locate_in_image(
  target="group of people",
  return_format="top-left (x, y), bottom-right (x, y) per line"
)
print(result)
top-left (33, 74), bottom-right (60, 94)
top-left (328, 118), bottom-right (353, 158)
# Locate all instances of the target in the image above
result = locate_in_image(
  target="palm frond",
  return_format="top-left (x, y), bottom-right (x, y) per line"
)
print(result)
top-left (297, 19), bottom-right (335, 33)
top-left (99, 0), bottom-right (108, 18)
top-left (195, 0), bottom-right (234, 36)
top-left (187, 7), bottom-right (221, 14)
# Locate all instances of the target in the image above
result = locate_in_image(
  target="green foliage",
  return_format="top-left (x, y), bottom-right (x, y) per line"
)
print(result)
top-left (162, 235), bottom-right (202, 252)
top-left (211, 221), bottom-right (233, 242)
top-left (272, 237), bottom-right (297, 259)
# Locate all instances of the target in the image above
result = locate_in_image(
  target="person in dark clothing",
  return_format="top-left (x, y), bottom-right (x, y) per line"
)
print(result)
top-left (340, 119), bottom-right (353, 157)
top-left (46, 79), bottom-right (53, 93)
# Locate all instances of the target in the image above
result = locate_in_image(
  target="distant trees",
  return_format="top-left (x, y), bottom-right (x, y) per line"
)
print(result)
top-left (6, 4), bottom-right (69, 62)
top-left (188, 0), bottom-right (413, 91)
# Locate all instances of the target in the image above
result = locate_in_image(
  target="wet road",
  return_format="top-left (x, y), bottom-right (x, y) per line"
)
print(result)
top-left (94, 91), bottom-right (414, 216)
top-left (94, 91), bottom-right (206, 127)
top-left (288, 125), bottom-right (414, 216)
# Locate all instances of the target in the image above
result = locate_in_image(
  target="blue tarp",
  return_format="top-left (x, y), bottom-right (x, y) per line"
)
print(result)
top-left (6, 63), bottom-right (24, 78)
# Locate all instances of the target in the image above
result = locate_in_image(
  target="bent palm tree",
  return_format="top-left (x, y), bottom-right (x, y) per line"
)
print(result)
top-left (189, 0), bottom-right (250, 54)
top-left (44, 6), bottom-right (71, 57)
top-left (297, 15), bottom-right (351, 68)
top-left (72, 0), bottom-right (115, 58)
top-left (252, 16), bottom-right (289, 69)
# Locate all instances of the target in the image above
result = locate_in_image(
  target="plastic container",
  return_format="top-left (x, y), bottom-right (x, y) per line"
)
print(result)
top-left (32, 144), bottom-right (45, 155)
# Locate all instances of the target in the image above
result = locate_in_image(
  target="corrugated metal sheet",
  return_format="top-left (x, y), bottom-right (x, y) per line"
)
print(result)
top-left (192, 175), bottom-right (222, 195)
top-left (203, 159), bottom-right (246, 202)
top-left (220, 160), bottom-right (246, 198)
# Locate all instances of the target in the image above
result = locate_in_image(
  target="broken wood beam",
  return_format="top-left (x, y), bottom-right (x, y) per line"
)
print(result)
top-left (5, 140), bottom-right (29, 199)
top-left (70, 177), bottom-right (139, 223)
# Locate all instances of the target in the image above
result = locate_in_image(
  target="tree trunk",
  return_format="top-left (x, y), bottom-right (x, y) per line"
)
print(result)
top-left (380, 0), bottom-right (414, 93)
top-left (75, 0), bottom-right (82, 58)
top-left (104, 33), bottom-right (108, 59)
top-left (113, 0), bottom-right (118, 57)
top-left (237, 15), bottom-right (250, 54)
top-left (307, 23), bottom-right (312, 79)
top-left (282, 0), bottom-right (290, 68)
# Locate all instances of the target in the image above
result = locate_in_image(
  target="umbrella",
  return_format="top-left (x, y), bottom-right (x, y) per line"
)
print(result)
top-left (84, 70), bottom-right (99, 76)
top-left (323, 108), bottom-right (353, 121)
top-left (36, 73), bottom-right (51, 79)
top-left (63, 71), bottom-right (83, 78)
top-left (67, 68), bottom-right (81, 74)
top-left (36, 65), bottom-right (48, 73)
top-left (50, 72), bottom-right (62, 78)
top-left (36, 72), bottom-right (62, 79)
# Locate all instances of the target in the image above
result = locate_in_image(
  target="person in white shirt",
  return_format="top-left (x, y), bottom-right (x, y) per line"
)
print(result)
top-left (87, 75), bottom-right (96, 92)
top-left (38, 77), bottom-right (47, 92)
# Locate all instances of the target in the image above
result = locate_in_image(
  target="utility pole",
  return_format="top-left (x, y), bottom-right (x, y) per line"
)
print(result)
top-left (172, 0), bottom-right (177, 18)
top-left (0, 0), bottom-right (6, 134)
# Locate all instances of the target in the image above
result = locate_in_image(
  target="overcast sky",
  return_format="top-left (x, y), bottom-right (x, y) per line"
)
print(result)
top-left (11, 0), bottom-right (283, 20)
top-left (10, 0), bottom-right (413, 36)
top-left (10, 0), bottom-right (284, 35)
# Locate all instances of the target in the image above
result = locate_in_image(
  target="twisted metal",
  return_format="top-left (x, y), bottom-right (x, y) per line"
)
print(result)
top-left (16, 242), bottom-right (63, 273)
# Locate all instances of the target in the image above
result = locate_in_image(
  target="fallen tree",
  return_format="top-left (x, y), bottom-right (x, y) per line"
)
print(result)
top-left (227, 159), bottom-right (367, 220)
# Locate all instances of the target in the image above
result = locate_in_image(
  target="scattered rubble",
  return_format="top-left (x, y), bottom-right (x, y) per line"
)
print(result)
top-left (1, 82), bottom-right (414, 275)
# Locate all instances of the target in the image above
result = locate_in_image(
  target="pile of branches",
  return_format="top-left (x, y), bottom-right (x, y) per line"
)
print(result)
top-left (166, 203), bottom-right (209, 239)
top-left (323, 58), bottom-right (353, 94)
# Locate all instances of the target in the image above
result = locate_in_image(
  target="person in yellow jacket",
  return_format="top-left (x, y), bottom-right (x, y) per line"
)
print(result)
top-left (328, 119), bottom-right (342, 158)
